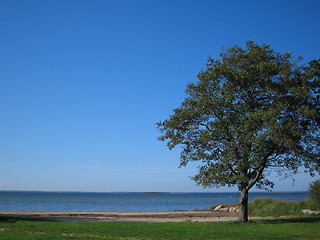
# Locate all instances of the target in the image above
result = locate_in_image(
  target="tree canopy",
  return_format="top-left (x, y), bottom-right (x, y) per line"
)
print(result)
top-left (157, 41), bottom-right (320, 222)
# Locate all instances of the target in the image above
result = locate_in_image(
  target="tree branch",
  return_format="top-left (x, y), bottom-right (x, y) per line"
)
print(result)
top-left (246, 148), bottom-right (275, 191)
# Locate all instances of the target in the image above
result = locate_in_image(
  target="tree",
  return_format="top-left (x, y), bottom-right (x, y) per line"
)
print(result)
top-left (157, 41), bottom-right (320, 222)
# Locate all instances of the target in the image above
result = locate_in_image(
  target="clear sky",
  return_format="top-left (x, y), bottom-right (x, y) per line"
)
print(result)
top-left (1, 0), bottom-right (319, 192)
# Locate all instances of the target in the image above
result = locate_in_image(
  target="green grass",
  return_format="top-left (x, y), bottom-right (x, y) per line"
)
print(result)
top-left (0, 217), bottom-right (320, 239)
top-left (249, 198), bottom-right (318, 217)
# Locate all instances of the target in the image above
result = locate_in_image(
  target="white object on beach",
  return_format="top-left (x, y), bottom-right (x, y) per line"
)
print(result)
top-left (302, 209), bottom-right (320, 215)
top-left (214, 205), bottom-right (223, 211)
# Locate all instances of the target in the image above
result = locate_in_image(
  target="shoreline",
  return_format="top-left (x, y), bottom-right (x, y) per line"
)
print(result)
top-left (0, 210), bottom-right (244, 222)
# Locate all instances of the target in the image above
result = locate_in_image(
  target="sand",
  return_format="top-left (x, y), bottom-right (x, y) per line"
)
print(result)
top-left (0, 210), bottom-right (246, 222)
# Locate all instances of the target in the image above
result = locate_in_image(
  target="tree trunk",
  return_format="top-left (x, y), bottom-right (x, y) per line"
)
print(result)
top-left (238, 188), bottom-right (249, 222)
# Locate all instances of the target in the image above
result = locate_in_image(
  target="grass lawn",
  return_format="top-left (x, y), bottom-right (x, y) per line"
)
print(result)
top-left (0, 216), bottom-right (320, 239)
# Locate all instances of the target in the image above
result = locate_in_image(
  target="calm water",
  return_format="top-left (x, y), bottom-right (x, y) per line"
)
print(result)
top-left (0, 191), bottom-right (309, 212)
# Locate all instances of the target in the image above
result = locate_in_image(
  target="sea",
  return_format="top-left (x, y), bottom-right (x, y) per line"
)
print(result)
top-left (0, 191), bottom-right (309, 212)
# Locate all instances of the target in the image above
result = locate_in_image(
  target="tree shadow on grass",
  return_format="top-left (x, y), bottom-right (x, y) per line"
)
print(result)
top-left (256, 216), bottom-right (320, 224)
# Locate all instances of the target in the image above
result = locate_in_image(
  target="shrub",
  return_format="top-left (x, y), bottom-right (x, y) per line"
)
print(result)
top-left (309, 179), bottom-right (320, 210)
top-left (248, 198), bottom-right (311, 217)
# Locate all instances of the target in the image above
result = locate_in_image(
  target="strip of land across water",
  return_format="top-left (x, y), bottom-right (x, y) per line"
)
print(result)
top-left (0, 211), bottom-right (257, 222)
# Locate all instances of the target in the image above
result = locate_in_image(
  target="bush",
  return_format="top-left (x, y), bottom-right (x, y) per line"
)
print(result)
top-left (309, 179), bottom-right (320, 210)
top-left (248, 198), bottom-right (311, 217)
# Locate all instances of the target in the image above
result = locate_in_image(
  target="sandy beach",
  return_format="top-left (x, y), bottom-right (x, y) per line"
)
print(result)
top-left (0, 211), bottom-right (244, 222)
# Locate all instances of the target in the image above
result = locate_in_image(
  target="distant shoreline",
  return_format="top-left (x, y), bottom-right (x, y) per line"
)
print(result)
top-left (129, 192), bottom-right (172, 194)
top-left (0, 190), bottom-right (308, 194)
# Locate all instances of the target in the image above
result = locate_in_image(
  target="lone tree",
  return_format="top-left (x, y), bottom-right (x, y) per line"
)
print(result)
top-left (157, 41), bottom-right (320, 222)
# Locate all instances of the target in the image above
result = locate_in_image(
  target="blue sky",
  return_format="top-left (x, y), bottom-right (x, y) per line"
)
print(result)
top-left (1, 0), bottom-right (319, 192)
